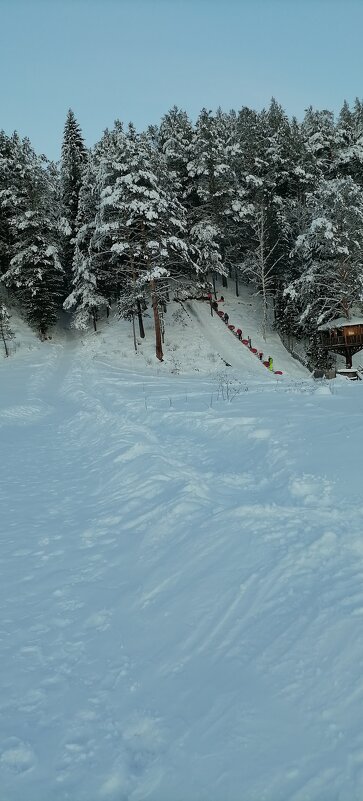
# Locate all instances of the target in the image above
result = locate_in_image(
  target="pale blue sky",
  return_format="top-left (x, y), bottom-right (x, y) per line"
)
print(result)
top-left (1, 0), bottom-right (363, 160)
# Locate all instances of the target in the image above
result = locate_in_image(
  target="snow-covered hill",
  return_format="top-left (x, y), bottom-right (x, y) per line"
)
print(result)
top-left (2, 281), bottom-right (310, 379)
top-left (1, 285), bottom-right (363, 801)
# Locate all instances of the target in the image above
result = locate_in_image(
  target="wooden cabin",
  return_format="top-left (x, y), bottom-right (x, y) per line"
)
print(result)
top-left (318, 316), bottom-right (363, 368)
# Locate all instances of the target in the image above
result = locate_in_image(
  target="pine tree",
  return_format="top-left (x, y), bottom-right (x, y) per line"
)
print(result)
top-left (301, 107), bottom-right (336, 180)
top-left (158, 106), bottom-right (194, 203)
top-left (64, 149), bottom-right (109, 330)
top-left (1, 137), bottom-right (63, 337)
top-left (187, 109), bottom-right (235, 290)
top-left (64, 241), bottom-right (108, 331)
top-left (333, 100), bottom-right (363, 186)
top-left (94, 124), bottom-right (189, 360)
top-left (286, 177), bottom-right (363, 342)
top-left (60, 109), bottom-right (87, 292)
top-left (90, 121), bottom-right (131, 310)
top-left (0, 131), bottom-right (16, 276)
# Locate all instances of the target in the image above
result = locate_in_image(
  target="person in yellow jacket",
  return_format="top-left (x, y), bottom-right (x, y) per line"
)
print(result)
top-left (268, 356), bottom-right (274, 371)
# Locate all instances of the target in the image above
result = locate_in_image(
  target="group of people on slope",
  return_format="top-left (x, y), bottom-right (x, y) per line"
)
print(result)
top-left (207, 292), bottom-right (274, 371)
top-left (208, 293), bottom-right (225, 316)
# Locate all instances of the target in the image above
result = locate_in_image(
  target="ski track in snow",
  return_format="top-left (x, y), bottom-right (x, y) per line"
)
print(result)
top-left (1, 310), bottom-right (363, 799)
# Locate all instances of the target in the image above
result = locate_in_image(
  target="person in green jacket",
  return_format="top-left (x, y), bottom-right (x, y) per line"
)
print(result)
top-left (268, 356), bottom-right (274, 371)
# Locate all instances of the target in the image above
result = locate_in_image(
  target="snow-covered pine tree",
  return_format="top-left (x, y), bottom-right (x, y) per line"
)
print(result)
top-left (158, 106), bottom-right (194, 204)
top-left (230, 107), bottom-right (289, 338)
top-left (117, 276), bottom-right (147, 352)
top-left (60, 109), bottom-right (87, 293)
top-left (64, 243), bottom-right (108, 332)
top-left (0, 301), bottom-right (14, 356)
top-left (90, 121), bottom-right (132, 313)
top-left (285, 177), bottom-right (363, 359)
top-left (0, 131), bottom-right (16, 277)
top-left (301, 107), bottom-right (336, 181)
top-left (265, 110), bottom-right (316, 336)
top-left (187, 109), bottom-right (232, 290)
top-left (64, 149), bottom-right (109, 331)
top-left (1, 137), bottom-right (64, 338)
top-left (189, 221), bottom-right (222, 281)
top-left (96, 123), bottom-right (189, 360)
top-left (333, 100), bottom-right (363, 187)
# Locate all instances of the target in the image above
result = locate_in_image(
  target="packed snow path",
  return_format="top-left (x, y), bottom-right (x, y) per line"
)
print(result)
top-left (1, 339), bottom-right (363, 800)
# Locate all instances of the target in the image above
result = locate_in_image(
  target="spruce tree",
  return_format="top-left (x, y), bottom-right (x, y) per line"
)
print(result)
top-left (60, 109), bottom-right (87, 293)
top-left (158, 106), bottom-right (194, 206)
top-left (0, 131), bottom-right (16, 277)
top-left (286, 177), bottom-right (363, 343)
top-left (94, 124), bottom-right (189, 360)
top-left (187, 109), bottom-right (233, 289)
top-left (64, 153), bottom-right (109, 330)
top-left (1, 137), bottom-right (63, 337)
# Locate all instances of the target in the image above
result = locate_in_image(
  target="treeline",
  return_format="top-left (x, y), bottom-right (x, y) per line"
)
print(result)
top-left (1, 99), bottom-right (363, 364)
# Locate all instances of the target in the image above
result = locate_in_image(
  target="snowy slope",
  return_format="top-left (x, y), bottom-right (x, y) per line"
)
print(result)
top-left (184, 299), bottom-right (268, 374)
top-left (0, 328), bottom-right (363, 801)
top-left (0, 278), bottom-right (310, 380)
top-left (1, 323), bottom-right (363, 800)
top-left (203, 280), bottom-right (309, 378)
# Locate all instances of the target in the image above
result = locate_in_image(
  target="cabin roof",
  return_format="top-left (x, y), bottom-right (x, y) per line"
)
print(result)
top-left (318, 316), bottom-right (363, 331)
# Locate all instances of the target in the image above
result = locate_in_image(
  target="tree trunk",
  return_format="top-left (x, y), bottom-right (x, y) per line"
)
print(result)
top-left (92, 310), bottom-right (97, 332)
top-left (212, 272), bottom-right (216, 298)
top-left (259, 210), bottom-right (268, 342)
top-left (132, 313), bottom-right (137, 353)
top-left (235, 266), bottom-right (239, 297)
top-left (151, 280), bottom-right (163, 361)
top-left (1, 328), bottom-right (9, 357)
top-left (161, 312), bottom-right (165, 344)
top-left (222, 274), bottom-right (228, 288)
top-left (137, 299), bottom-right (145, 338)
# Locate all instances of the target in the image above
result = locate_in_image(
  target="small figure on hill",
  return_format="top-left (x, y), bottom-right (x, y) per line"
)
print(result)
top-left (268, 356), bottom-right (274, 371)
top-left (258, 351), bottom-right (263, 360)
top-left (212, 300), bottom-right (218, 312)
top-left (247, 336), bottom-right (252, 348)
top-left (223, 312), bottom-right (229, 324)
top-left (218, 295), bottom-right (225, 302)
top-left (236, 328), bottom-right (242, 340)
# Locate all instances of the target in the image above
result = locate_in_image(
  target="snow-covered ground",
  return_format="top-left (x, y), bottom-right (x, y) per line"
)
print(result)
top-left (2, 285), bottom-right (363, 800)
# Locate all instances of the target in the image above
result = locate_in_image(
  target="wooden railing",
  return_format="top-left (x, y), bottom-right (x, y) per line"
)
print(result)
top-left (322, 333), bottom-right (363, 346)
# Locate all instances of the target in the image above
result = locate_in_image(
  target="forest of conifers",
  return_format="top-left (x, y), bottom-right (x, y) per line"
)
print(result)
top-left (1, 98), bottom-right (363, 365)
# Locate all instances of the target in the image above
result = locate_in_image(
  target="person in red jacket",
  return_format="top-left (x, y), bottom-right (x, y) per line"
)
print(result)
top-left (236, 328), bottom-right (242, 340)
